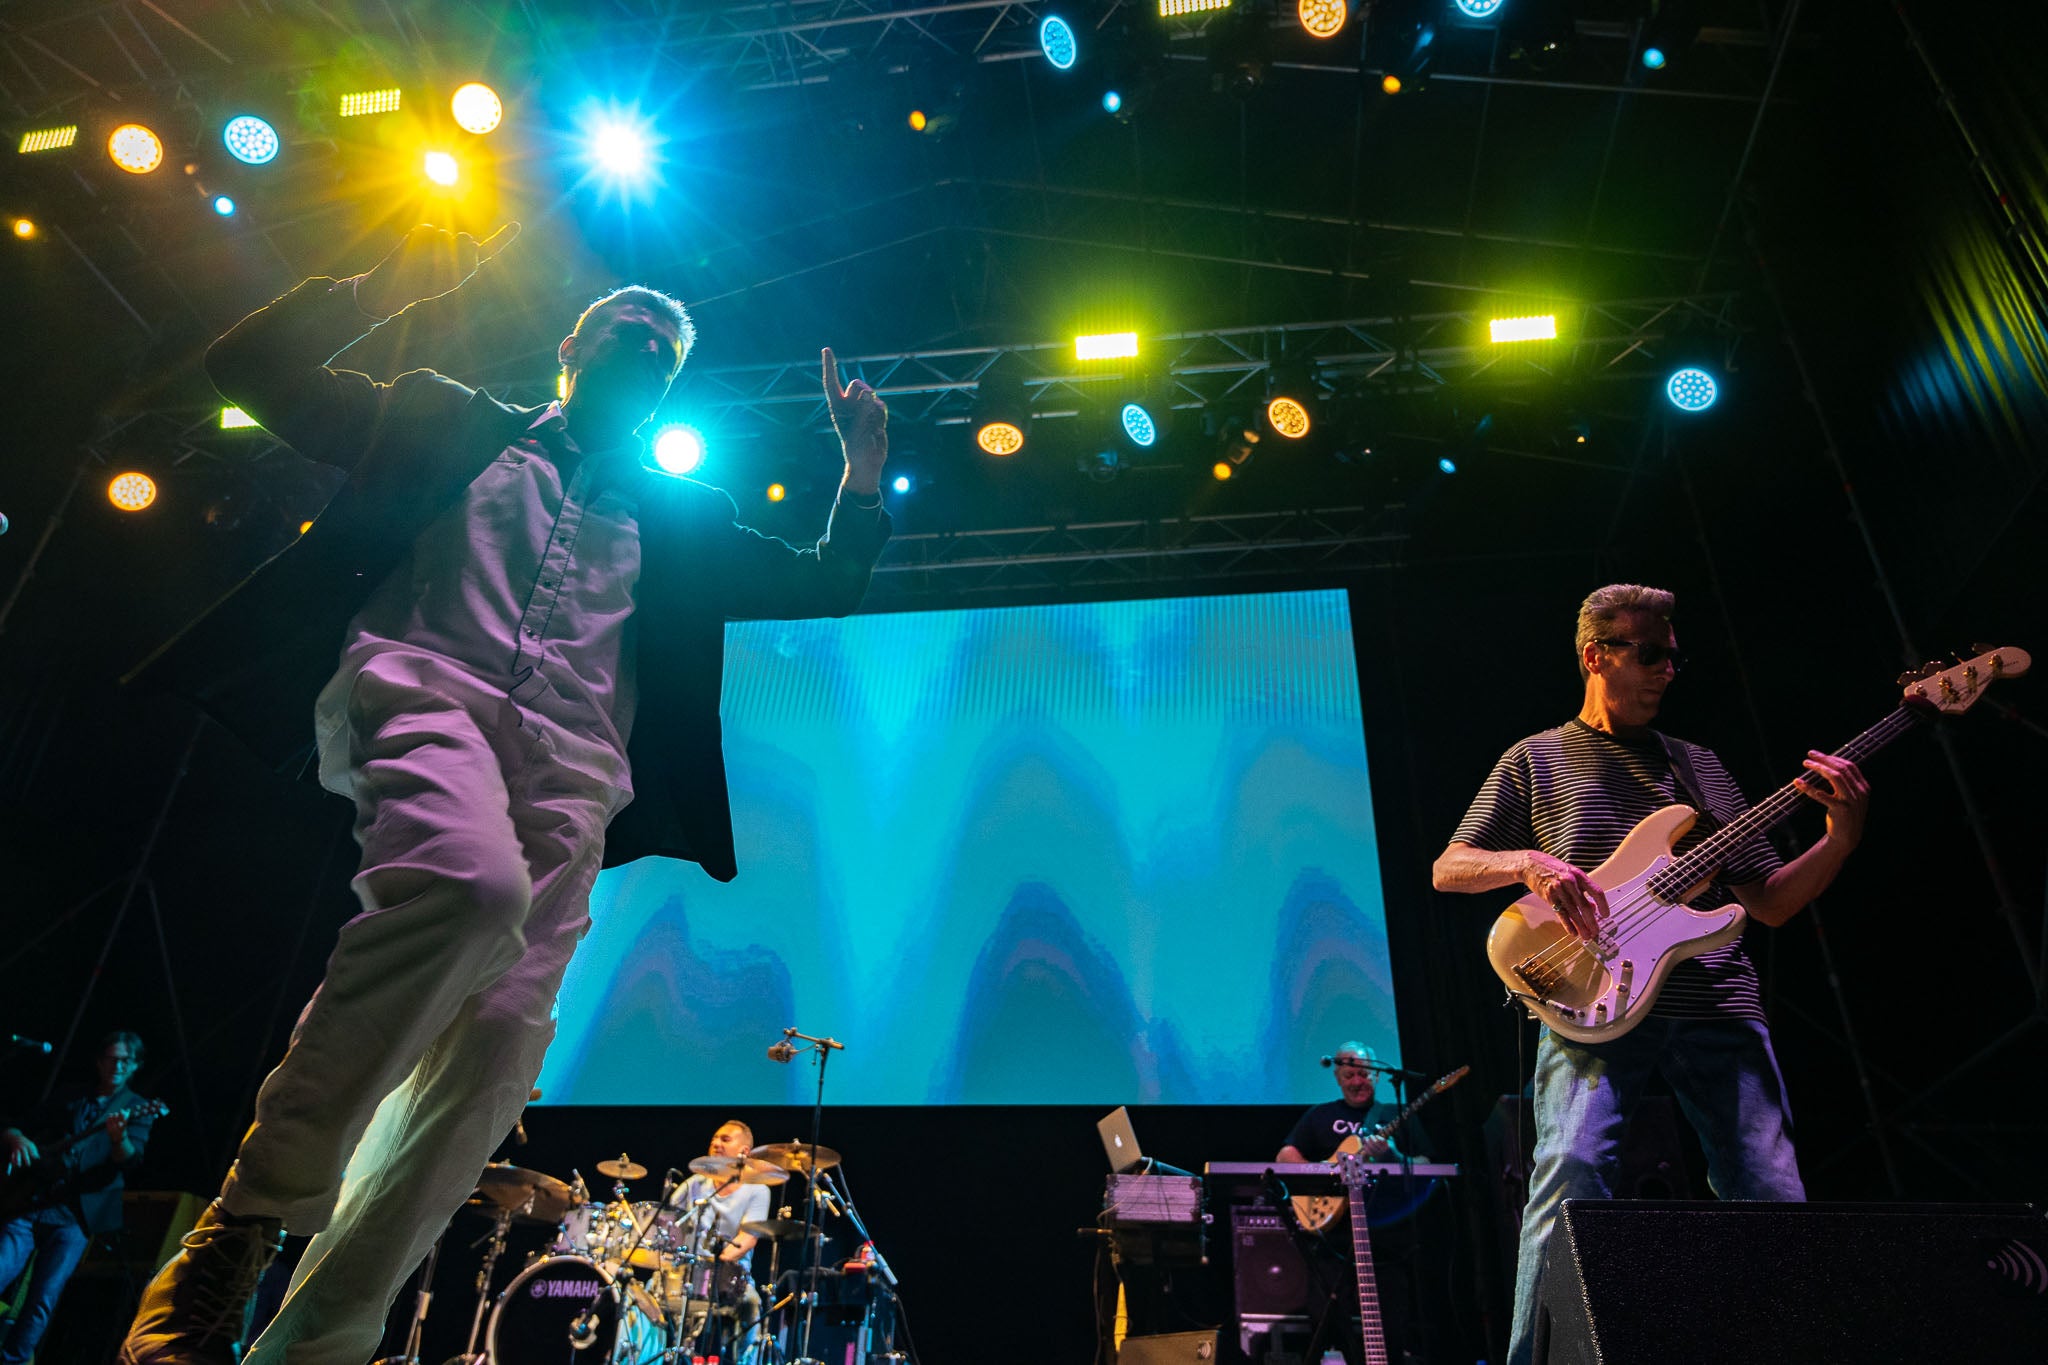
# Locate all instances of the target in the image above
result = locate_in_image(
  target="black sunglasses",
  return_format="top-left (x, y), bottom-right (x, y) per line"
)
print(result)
top-left (1597, 638), bottom-right (1686, 672)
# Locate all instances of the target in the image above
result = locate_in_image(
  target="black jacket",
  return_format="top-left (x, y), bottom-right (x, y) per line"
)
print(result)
top-left (9, 1085), bottom-right (156, 1234)
top-left (126, 277), bottom-right (890, 878)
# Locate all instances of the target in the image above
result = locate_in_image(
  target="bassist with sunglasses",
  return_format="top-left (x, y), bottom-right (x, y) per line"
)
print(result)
top-left (1431, 584), bottom-right (1869, 1365)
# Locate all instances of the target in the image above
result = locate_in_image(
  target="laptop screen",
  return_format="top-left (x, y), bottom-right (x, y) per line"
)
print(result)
top-left (1098, 1105), bottom-right (1143, 1174)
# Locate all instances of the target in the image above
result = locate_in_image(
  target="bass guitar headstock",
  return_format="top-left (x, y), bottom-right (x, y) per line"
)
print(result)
top-left (1898, 647), bottom-right (2029, 716)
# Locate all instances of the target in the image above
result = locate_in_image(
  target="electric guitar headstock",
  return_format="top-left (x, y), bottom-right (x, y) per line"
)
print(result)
top-left (1897, 646), bottom-right (2030, 716)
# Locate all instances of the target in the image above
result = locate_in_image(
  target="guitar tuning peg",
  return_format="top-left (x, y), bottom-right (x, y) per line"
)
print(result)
top-left (1971, 642), bottom-right (1998, 657)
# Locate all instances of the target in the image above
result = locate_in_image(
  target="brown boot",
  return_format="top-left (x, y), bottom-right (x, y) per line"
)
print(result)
top-left (118, 1200), bottom-right (285, 1364)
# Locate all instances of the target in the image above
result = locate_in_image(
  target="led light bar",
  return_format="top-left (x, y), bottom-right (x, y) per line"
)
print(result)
top-left (1160, 0), bottom-right (1233, 14)
top-left (1075, 331), bottom-right (1139, 360)
top-left (339, 88), bottom-right (403, 118)
top-left (1489, 314), bottom-right (1558, 343)
top-left (18, 125), bottom-right (79, 154)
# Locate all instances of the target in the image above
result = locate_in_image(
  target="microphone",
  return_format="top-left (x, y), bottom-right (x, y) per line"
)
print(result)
top-left (8, 1035), bottom-right (52, 1054)
top-left (567, 1310), bottom-right (599, 1348)
top-left (814, 1184), bottom-right (844, 1218)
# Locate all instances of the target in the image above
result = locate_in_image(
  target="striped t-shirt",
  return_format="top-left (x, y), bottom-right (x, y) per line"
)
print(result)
top-left (1448, 719), bottom-right (1783, 1021)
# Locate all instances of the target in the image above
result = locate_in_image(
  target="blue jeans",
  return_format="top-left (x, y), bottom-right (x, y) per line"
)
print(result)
top-left (1506, 1017), bottom-right (1804, 1365)
top-left (0, 1208), bottom-right (92, 1364)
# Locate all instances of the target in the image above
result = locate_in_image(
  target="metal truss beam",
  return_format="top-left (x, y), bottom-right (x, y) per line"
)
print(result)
top-left (625, 291), bottom-right (1738, 440)
top-left (860, 505), bottom-right (1412, 604)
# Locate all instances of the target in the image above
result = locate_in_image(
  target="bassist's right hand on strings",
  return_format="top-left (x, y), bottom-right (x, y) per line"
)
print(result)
top-left (1521, 851), bottom-right (1607, 940)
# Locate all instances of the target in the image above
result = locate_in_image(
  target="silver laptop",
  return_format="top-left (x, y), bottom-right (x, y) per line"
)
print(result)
top-left (1097, 1105), bottom-right (1146, 1174)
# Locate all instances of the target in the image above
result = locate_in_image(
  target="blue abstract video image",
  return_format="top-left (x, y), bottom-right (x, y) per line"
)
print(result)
top-left (538, 589), bottom-right (1398, 1105)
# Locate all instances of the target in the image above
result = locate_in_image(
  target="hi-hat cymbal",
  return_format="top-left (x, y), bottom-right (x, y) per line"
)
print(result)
top-left (748, 1142), bottom-right (840, 1175)
top-left (471, 1163), bottom-right (573, 1223)
top-left (688, 1154), bottom-right (791, 1185)
top-left (596, 1154), bottom-right (648, 1181)
top-left (739, 1218), bottom-right (828, 1241)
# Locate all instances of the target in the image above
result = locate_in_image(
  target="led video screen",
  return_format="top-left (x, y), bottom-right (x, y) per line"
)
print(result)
top-left (537, 589), bottom-right (1398, 1106)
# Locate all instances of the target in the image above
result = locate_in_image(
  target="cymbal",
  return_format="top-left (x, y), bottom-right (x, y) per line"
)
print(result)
top-left (596, 1154), bottom-right (648, 1181)
top-left (739, 1218), bottom-right (828, 1241)
top-left (748, 1142), bottom-right (840, 1175)
top-left (688, 1154), bottom-right (791, 1185)
top-left (471, 1163), bottom-right (572, 1223)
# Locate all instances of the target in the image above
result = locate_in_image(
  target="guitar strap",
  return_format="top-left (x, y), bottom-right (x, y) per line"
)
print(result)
top-left (1657, 732), bottom-right (1714, 816)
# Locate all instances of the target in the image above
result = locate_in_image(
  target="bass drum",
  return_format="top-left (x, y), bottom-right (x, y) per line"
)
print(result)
top-left (487, 1254), bottom-right (665, 1365)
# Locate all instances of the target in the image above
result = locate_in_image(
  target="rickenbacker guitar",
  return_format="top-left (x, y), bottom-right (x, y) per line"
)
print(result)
top-left (1487, 646), bottom-right (2030, 1044)
top-left (0, 1097), bottom-right (168, 1222)
top-left (1292, 1066), bottom-right (1468, 1233)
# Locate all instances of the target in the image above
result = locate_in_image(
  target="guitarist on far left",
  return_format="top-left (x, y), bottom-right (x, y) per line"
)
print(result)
top-left (1, 1031), bottom-right (158, 1363)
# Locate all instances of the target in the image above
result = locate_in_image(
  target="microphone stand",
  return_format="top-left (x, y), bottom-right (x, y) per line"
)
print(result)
top-left (778, 1027), bottom-right (842, 1365)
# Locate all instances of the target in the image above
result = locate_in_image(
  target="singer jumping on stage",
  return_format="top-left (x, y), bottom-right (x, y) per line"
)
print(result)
top-left (118, 222), bottom-right (890, 1365)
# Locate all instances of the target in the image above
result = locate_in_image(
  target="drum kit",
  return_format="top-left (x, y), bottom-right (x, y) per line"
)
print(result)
top-left (410, 1144), bottom-right (854, 1365)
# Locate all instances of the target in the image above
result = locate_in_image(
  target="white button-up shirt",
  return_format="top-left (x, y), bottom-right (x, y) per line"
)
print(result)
top-left (314, 404), bottom-right (644, 801)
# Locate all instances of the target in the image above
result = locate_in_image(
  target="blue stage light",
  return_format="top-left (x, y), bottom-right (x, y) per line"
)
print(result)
top-left (1454, 0), bottom-right (1506, 19)
top-left (651, 424), bottom-right (705, 475)
top-left (1120, 402), bottom-right (1158, 448)
top-left (222, 115), bottom-right (279, 165)
top-left (1102, 90), bottom-right (1123, 114)
top-left (213, 195), bottom-right (236, 216)
top-left (1438, 456), bottom-right (1458, 474)
top-left (1665, 366), bottom-right (1718, 412)
top-left (579, 104), bottom-right (662, 190)
top-left (891, 474), bottom-right (913, 494)
top-left (1642, 46), bottom-right (1667, 70)
top-left (1040, 16), bottom-right (1078, 70)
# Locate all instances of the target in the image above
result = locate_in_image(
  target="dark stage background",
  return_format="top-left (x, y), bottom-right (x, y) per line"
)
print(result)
top-left (5, 3), bottom-right (2048, 1363)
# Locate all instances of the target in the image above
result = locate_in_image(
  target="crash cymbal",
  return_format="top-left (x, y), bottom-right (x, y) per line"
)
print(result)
top-left (748, 1142), bottom-right (840, 1175)
top-left (688, 1155), bottom-right (791, 1185)
top-left (739, 1219), bottom-right (829, 1241)
top-left (596, 1154), bottom-right (648, 1181)
top-left (471, 1163), bottom-right (573, 1223)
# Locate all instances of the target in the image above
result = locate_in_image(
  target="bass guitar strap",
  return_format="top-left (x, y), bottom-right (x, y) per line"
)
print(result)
top-left (1657, 731), bottom-right (1716, 819)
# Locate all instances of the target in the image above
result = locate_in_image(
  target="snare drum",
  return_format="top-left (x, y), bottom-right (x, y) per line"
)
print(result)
top-left (660, 1255), bottom-right (752, 1316)
top-left (486, 1254), bottom-right (663, 1365)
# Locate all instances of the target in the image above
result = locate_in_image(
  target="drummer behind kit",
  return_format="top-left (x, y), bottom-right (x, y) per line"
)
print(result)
top-left (405, 1141), bottom-right (889, 1365)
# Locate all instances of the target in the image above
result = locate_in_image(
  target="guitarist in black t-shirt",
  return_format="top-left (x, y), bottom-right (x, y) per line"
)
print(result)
top-left (0, 1031), bottom-right (159, 1363)
top-left (1278, 1042), bottom-right (1408, 1166)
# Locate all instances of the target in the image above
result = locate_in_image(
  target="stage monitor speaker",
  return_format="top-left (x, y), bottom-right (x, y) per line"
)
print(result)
top-left (1120, 1329), bottom-right (1218, 1363)
top-left (1231, 1205), bottom-right (1315, 1320)
top-left (1538, 1199), bottom-right (2048, 1364)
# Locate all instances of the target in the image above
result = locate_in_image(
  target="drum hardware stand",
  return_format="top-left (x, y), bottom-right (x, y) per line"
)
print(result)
top-left (370, 1227), bottom-right (446, 1365)
top-left (776, 1026), bottom-right (843, 1365)
top-left (445, 1203), bottom-right (517, 1365)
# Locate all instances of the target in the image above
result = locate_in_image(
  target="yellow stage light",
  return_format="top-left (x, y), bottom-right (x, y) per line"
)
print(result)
top-left (976, 421), bottom-right (1025, 456)
top-left (219, 406), bottom-right (259, 429)
top-left (1211, 461), bottom-right (1233, 481)
top-left (17, 126), bottom-right (78, 154)
top-left (108, 124), bottom-right (164, 174)
top-left (108, 472), bottom-right (157, 511)
top-left (299, 520), bottom-right (315, 535)
top-left (1489, 314), bottom-right (1558, 343)
top-left (340, 89), bottom-right (403, 118)
top-left (452, 83), bottom-right (503, 135)
top-left (1075, 332), bottom-right (1139, 361)
top-left (1382, 74), bottom-right (1402, 95)
top-left (12, 218), bottom-right (35, 240)
top-left (1298, 0), bottom-right (1348, 39)
top-left (767, 483), bottom-right (787, 503)
top-left (909, 110), bottom-right (928, 132)
top-left (1266, 396), bottom-right (1311, 438)
top-left (423, 150), bottom-right (459, 186)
